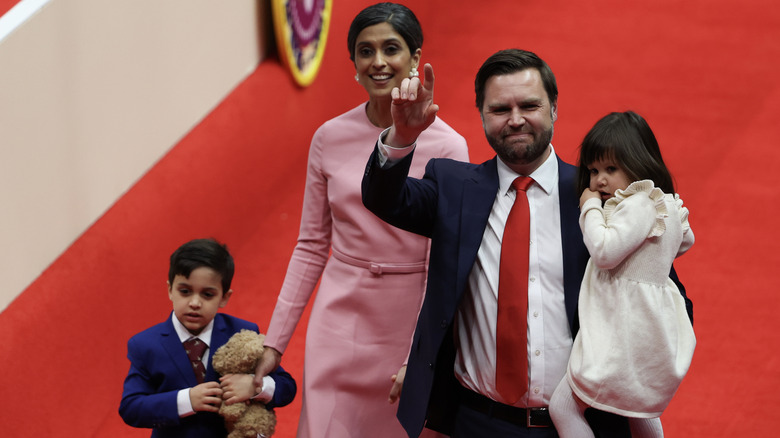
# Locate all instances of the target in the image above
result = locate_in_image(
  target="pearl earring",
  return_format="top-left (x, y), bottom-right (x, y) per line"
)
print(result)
top-left (409, 67), bottom-right (419, 78)
top-left (355, 73), bottom-right (359, 82)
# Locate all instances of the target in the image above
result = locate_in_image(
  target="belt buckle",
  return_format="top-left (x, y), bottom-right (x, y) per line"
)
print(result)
top-left (527, 407), bottom-right (549, 428)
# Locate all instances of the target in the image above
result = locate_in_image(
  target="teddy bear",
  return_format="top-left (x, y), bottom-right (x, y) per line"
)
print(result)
top-left (211, 329), bottom-right (277, 438)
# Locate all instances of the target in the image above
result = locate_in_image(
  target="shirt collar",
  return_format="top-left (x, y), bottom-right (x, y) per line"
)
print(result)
top-left (171, 312), bottom-right (214, 347)
top-left (496, 144), bottom-right (558, 196)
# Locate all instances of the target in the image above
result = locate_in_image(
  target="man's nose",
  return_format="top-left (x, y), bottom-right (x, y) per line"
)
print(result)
top-left (508, 108), bottom-right (524, 126)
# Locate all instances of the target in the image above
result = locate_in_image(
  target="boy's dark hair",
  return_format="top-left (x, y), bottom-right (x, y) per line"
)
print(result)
top-left (475, 48), bottom-right (558, 111)
top-left (347, 2), bottom-right (423, 62)
top-left (576, 111), bottom-right (676, 195)
top-left (168, 238), bottom-right (234, 293)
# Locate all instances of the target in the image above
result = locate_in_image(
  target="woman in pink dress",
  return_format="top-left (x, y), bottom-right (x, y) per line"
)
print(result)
top-left (254, 3), bottom-right (468, 438)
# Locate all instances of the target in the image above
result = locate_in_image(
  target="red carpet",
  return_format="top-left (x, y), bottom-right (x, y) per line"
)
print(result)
top-left (2, 1), bottom-right (779, 436)
top-left (0, 0), bottom-right (18, 17)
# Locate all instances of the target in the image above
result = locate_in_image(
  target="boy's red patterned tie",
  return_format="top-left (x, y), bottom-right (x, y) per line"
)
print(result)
top-left (183, 338), bottom-right (207, 384)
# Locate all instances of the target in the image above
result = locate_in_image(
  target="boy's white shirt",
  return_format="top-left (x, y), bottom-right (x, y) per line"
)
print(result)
top-left (170, 314), bottom-right (274, 419)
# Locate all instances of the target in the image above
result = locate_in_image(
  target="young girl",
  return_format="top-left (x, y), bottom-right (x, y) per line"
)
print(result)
top-left (549, 111), bottom-right (695, 437)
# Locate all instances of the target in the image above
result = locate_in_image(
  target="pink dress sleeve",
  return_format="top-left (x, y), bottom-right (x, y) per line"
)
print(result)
top-left (264, 126), bottom-right (332, 353)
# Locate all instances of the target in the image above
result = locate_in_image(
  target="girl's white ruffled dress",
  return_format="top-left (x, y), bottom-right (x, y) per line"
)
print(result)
top-left (567, 180), bottom-right (696, 418)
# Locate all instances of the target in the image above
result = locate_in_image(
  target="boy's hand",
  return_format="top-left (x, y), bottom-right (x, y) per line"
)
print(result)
top-left (220, 373), bottom-right (256, 406)
top-left (388, 365), bottom-right (406, 404)
top-left (189, 381), bottom-right (223, 413)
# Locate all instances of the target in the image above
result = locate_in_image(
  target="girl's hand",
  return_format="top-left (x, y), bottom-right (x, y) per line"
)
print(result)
top-left (579, 188), bottom-right (600, 208)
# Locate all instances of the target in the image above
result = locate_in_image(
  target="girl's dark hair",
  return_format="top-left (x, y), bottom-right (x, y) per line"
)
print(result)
top-left (168, 238), bottom-right (234, 293)
top-left (576, 111), bottom-right (676, 195)
top-left (347, 2), bottom-right (423, 62)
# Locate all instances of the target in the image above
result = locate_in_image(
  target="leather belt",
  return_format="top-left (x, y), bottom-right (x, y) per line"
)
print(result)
top-left (331, 248), bottom-right (426, 275)
top-left (459, 387), bottom-right (553, 428)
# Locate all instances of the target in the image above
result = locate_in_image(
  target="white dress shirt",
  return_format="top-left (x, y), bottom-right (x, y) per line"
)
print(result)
top-left (172, 314), bottom-right (215, 417)
top-left (453, 150), bottom-right (572, 408)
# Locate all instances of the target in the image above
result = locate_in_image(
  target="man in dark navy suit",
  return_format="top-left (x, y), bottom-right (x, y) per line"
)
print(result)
top-left (362, 49), bottom-right (689, 438)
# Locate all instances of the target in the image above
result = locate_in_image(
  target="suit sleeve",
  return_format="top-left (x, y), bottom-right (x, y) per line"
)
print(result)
top-left (266, 365), bottom-right (297, 409)
top-left (361, 143), bottom-right (439, 237)
top-left (119, 336), bottom-right (181, 429)
top-left (670, 266), bottom-right (693, 324)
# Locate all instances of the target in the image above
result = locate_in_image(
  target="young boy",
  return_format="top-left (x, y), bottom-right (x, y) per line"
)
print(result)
top-left (120, 238), bottom-right (296, 437)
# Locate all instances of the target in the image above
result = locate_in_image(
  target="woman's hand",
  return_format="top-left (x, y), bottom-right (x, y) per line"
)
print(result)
top-left (388, 365), bottom-right (407, 404)
top-left (253, 347), bottom-right (282, 388)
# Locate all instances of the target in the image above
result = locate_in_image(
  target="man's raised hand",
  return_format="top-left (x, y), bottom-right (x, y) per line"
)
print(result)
top-left (386, 63), bottom-right (439, 147)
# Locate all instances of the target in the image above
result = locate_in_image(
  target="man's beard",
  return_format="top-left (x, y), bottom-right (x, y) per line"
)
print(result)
top-left (486, 125), bottom-right (554, 167)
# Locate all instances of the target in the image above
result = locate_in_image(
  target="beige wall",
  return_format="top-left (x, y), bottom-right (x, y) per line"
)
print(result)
top-left (0, 0), bottom-right (268, 311)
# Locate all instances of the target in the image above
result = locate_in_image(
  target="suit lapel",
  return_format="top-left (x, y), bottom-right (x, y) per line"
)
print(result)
top-left (453, 156), bottom-right (586, 334)
top-left (556, 157), bottom-right (587, 333)
top-left (456, 158), bottom-right (500, 295)
top-left (160, 315), bottom-right (198, 386)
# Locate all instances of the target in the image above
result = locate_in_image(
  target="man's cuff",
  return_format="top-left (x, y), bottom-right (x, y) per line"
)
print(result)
top-left (377, 127), bottom-right (416, 168)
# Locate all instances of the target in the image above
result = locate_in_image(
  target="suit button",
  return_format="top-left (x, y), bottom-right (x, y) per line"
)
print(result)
top-left (429, 363), bottom-right (434, 369)
top-left (440, 320), bottom-right (447, 328)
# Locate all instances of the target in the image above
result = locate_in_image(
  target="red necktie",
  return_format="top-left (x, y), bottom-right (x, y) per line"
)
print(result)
top-left (496, 176), bottom-right (533, 403)
top-left (183, 338), bottom-right (207, 384)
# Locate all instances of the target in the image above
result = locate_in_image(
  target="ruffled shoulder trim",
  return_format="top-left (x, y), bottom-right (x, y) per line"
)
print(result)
top-left (605, 180), bottom-right (669, 237)
top-left (674, 194), bottom-right (692, 234)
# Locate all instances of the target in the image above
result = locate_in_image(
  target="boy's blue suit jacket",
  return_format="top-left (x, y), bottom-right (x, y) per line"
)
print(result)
top-left (120, 312), bottom-right (296, 438)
